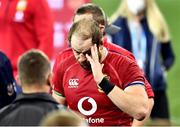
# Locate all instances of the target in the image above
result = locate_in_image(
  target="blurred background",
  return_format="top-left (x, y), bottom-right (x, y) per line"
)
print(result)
top-left (0, 0), bottom-right (179, 125)
top-left (92, 0), bottom-right (180, 124)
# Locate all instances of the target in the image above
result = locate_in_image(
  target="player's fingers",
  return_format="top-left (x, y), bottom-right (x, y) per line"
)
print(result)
top-left (86, 54), bottom-right (93, 63)
top-left (94, 44), bottom-right (99, 56)
top-left (91, 45), bottom-right (96, 60)
top-left (102, 63), bottom-right (104, 68)
top-left (92, 44), bottom-right (99, 61)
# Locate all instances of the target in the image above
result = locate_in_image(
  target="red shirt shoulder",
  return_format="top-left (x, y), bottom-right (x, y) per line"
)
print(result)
top-left (103, 51), bottom-right (145, 89)
top-left (103, 38), bottom-right (154, 97)
top-left (52, 54), bottom-right (76, 96)
top-left (53, 48), bottom-right (74, 73)
top-left (103, 38), bottom-right (135, 61)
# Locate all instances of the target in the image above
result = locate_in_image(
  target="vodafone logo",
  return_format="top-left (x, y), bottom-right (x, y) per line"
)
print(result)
top-left (77, 97), bottom-right (97, 116)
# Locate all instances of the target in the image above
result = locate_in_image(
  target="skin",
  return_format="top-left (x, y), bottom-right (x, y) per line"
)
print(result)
top-left (71, 36), bottom-right (93, 70)
top-left (16, 73), bottom-right (52, 94)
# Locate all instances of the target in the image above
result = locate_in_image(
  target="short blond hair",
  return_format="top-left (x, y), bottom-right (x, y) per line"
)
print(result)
top-left (18, 49), bottom-right (50, 86)
top-left (40, 110), bottom-right (87, 126)
top-left (68, 18), bottom-right (103, 46)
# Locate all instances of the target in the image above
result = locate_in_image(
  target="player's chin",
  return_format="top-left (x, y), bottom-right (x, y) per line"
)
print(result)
top-left (80, 62), bottom-right (91, 70)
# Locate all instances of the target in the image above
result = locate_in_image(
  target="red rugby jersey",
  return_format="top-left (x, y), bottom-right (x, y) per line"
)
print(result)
top-left (52, 39), bottom-right (154, 98)
top-left (53, 51), bottom-right (146, 126)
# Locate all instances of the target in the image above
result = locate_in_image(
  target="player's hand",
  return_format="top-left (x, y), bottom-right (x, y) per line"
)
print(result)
top-left (86, 44), bottom-right (105, 84)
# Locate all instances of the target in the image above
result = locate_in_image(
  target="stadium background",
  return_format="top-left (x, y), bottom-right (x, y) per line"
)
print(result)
top-left (92, 0), bottom-right (180, 125)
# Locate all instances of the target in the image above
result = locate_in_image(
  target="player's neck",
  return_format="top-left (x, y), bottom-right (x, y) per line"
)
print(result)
top-left (22, 84), bottom-right (50, 94)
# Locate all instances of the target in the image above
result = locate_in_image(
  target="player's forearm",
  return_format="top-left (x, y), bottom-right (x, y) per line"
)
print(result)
top-left (107, 86), bottom-right (148, 120)
top-left (52, 92), bottom-right (66, 105)
top-left (132, 98), bottom-right (154, 126)
top-left (97, 77), bottom-right (148, 120)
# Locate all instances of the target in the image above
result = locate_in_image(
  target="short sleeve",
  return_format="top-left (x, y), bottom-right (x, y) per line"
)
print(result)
top-left (144, 79), bottom-right (154, 98)
top-left (52, 62), bottom-right (65, 97)
top-left (120, 60), bottom-right (145, 89)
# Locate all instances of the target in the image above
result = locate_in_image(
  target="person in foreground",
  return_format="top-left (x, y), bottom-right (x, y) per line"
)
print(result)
top-left (52, 18), bottom-right (149, 126)
top-left (52, 3), bottom-right (154, 126)
top-left (0, 51), bottom-right (17, 109)
top-left (40, 110), bottom-right (88, 126)
top-left (0, 49), bottom-right (62, 126)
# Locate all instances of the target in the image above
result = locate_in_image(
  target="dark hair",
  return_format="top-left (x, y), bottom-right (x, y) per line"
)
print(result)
top-left (75, 3), bottom-right (107, 26)
top-left (68, 18), bottom-right (103, 47)
top-left (18, 49), bottom-right (50, 86)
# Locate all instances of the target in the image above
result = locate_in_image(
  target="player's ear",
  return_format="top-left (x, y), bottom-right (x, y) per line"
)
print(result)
top-left (47, 73), bottom-right (52, 87)
top-left (99, 24), bottom-right (105, 34)
top-left (98, 45), bottom-right (103, 51)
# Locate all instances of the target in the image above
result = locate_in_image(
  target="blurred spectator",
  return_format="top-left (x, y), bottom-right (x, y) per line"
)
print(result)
top-left (0, 0), bottom-right (54, 76)
top-left (40, 110), bottom-right (88, 126)
top-left (0, 51), bottom-right (17, 109)
top-left (47, 0), bottom-right (90, 62)
top-left (0, 49), bottom-right (62, 126)
top-left (110, 0), bottom-right (175, 125)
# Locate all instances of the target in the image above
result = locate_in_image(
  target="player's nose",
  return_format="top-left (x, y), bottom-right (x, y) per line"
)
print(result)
top-left (78, 53), bottom-right (87, 62)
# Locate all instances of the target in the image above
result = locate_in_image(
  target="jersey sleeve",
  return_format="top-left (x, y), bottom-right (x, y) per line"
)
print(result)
top-left (119, 59), bottom-right (145, 89)
top-left (53, 48), bottom-right (73, 73)
top-left (118, 56), bottom-right (154, 97)
top-left (144, 79), bottom-right (154, 98)
top-left (53, 53), bottom-right (63, 74)
top-left (52, 62), bottom-right (65, 97)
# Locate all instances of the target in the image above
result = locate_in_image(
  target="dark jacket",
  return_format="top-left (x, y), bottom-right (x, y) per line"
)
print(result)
top-left (110, 16), bottom-right (175, 91)
top-left (0, 93), bottom-right (62, 126)
top-left (0, 51), bottom-right (17, 109)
